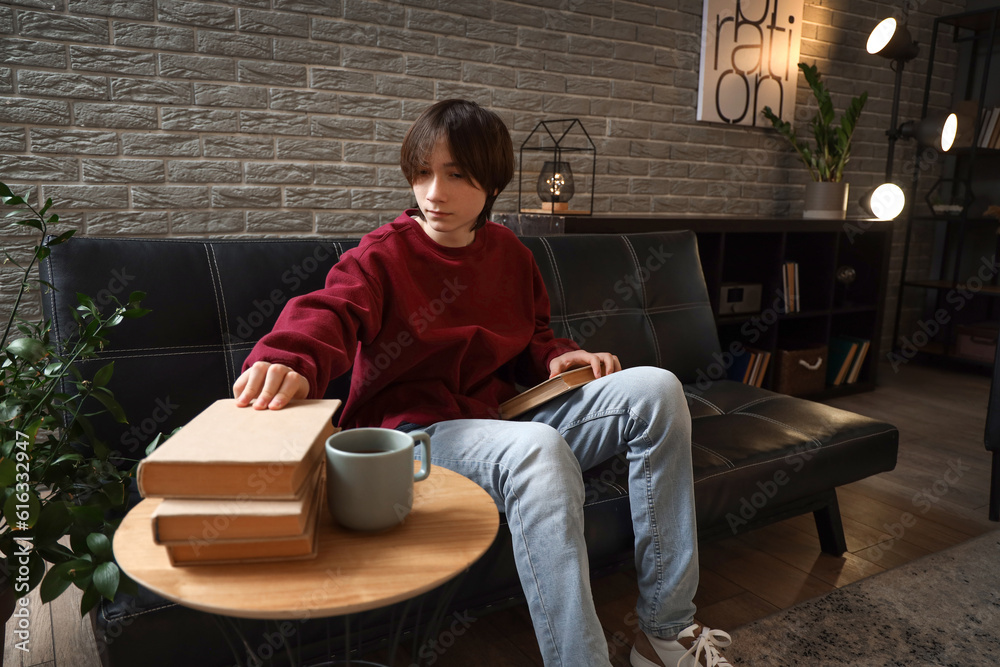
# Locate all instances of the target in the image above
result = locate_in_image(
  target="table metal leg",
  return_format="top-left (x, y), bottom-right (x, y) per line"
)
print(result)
top-left (202, 568), bottom-right (475, 667)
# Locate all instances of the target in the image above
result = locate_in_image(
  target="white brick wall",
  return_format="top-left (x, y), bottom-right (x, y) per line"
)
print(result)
top-left (0, 0), bottom-right (966, 347)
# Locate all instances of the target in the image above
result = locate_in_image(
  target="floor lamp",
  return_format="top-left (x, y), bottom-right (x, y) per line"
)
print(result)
top-left (868, 17), bottom-right (959, 349)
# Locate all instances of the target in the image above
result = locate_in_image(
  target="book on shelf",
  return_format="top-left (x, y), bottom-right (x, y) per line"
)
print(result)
top-left (781, 262), bottom-right (799, 313)
top-left (151, 463), bottom-right (323, 543)
top-left (781, 263), bottom-right (788, 313)
top-left (137, 398), bottom-right (341, 499)
top-left (499, 366), bottom-right (598, 419)
top-left (826, 336), bottom-right (859, 386)
top-left (838, 336), bottom-right (871, 384)
top-left (977, 107), bottom-right (993, 147)
top-left (990, 111), bottom-right (1000, 149)
top-left (752, 349), bottom-right (771, 388)
top-left (728, 352), bottom-right (753, 384)
top-left (161, 470), bottom-right (323, 566)
top-left (793, 262), bottom-right (801, 312)
top-left (728, 348), bottom-right (770, 387)
top-left (979, 106), bottom-right (1000, 148)
top-left (729, 351), bottom-right (753, 384)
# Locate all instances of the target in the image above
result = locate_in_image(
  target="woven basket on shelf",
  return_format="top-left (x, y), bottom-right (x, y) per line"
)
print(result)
top-left (772, 345), bottom-right (828, 396)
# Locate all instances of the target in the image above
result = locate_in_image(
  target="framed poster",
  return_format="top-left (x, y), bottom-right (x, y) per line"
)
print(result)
top-left (696, 0), bottom-right (805, 126)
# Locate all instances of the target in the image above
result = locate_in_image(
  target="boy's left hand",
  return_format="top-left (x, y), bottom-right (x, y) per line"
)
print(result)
top-left (549, 350), bottom-right (621, 379)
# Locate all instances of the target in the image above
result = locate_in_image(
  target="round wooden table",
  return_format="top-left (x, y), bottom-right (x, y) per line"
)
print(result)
top-left (114, 464), bottom-right (500, 621)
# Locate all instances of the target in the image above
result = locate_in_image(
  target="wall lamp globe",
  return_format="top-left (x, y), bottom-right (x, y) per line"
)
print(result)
top-left (861, 183), bottom-right (907, 220)
top-left (867, 18), bottom-right (920, 62)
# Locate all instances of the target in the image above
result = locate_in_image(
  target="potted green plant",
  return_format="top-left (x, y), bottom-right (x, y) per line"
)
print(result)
top-left (762, 62), bottom-right (868, 219)
top-left (0, 180), bottom-right (156, 618)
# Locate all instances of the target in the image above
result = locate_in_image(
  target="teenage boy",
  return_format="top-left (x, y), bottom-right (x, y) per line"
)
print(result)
top-left (233, 99), bottom-right (732, 667)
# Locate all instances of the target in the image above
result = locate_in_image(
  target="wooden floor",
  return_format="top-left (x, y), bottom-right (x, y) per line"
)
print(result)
top-left (5, 361), bottom-right (996, 667)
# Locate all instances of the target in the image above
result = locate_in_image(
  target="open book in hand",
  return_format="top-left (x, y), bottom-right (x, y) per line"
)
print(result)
top-left (499, 366), bottom-right (598, 419)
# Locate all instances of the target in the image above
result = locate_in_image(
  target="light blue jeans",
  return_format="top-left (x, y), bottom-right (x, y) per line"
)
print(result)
top-left (411, 366), bottom-right (698, 667)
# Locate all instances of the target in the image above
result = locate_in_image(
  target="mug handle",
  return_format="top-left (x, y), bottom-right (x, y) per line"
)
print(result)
top-left (411, 431), bottom-right (431, 481)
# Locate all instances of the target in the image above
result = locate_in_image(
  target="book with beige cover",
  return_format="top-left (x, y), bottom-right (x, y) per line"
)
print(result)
top-left (499, 366), bottom-right (597, 419)
top-left (137, 399), bottom-right (341, 499)
top-left (151, 463), bottom-right (323, 543)
top-left (160, 469), bottom-right (324, 566)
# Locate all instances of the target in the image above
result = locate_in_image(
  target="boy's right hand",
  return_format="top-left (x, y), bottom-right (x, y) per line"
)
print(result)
top-left (233, 362), bottom-right (310, 410)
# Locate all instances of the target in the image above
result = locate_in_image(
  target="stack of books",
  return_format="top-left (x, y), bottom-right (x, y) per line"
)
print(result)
top-left (729, 347), bottom-right (771, 387)
top-left (826, 336), bottom-right (870, 386)
top-left (137, 399), bottom-right (341, 566)
top-left (782, 261), bottom-right (800, 313)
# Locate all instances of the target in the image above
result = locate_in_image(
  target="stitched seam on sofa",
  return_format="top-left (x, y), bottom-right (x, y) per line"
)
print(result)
top-left (609, 480), bottom-right (628, 494)
top-left (692, 428), bottom-right (899, 483)
top-left (733, 412), bottom-right (823, 449)
top-left (43, 260), bottom-right (62, 349)
top-left (208, 244), bottom-right (237, 387)
top-left (204, 244), bottom-right (235, 390)
top-left (586, 478), bottom-right (629, 496)
top-left (42, 259), bottom-right (72, 401)
top-left (79, 349), bottom-right (230, 361)
top-left (692, 442), bottom-right (734, 467)
top-left (538, 237), bottom-right (572, 339)
top-left (644, 303), bottom-right (711, 315)
top-left (622, 236), bottom-right (662, 368)
top-left (71, 237), bottom-right (359, 245)
top-left (78, 344), bottom-right (257, 359)
top-left (684, 392), bottom-right (724, 415)
top-left (730, 395), bottom-right (781, 413)
top-left (561, 302), bottom-right (708, 320)
top-left (84, 343), bottom-right (239, 353)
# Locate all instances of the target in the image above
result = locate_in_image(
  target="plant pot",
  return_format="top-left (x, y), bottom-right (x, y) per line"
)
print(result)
top-left (803, 181), bottom-right (849, 219)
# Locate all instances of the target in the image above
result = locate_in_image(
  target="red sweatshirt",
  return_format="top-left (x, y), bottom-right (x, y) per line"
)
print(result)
top-left (242, 210), bottom-right (580, 429)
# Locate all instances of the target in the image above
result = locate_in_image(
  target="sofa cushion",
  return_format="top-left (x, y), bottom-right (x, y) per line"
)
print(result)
top-left (687, 380), bottom-right (898, 532)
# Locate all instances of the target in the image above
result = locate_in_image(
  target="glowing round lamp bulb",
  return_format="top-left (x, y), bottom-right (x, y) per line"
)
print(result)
top-left (940, 113), bottom-right (957, 152)
top-left (870, 183), bottom-right (905, 220)
top-left (867, 18), bottom-right (897, 55)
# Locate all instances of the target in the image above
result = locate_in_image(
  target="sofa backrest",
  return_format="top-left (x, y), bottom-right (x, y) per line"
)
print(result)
top-left (41, 230), bottom-right (720, 462)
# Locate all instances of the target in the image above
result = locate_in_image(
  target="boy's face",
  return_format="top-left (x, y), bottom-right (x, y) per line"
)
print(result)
top-left (411, 138), bottom-right (487, 248)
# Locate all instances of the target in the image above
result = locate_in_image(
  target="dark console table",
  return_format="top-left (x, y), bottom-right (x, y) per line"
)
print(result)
top-left (496, 213), bottom-right (894, 398)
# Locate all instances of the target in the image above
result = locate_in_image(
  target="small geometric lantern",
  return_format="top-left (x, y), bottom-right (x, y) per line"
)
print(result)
top-left (519, 119), bottom-right (595, 215)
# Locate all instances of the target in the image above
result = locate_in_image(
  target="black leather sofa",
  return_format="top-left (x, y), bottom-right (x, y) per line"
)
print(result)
top-left (41, 230), bottom-right (899, 666)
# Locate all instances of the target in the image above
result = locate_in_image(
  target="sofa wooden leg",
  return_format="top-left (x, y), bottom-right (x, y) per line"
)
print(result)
top-left (990, 451), bottom-right (999, 522)
top-left (813, 490), bottom-right (848, 556)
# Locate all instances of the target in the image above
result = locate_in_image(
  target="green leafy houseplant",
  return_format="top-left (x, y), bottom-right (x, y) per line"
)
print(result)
top-left (0, 180), bottom-right (156, 615)
top-left (762, 62), bottom-right (868, 182)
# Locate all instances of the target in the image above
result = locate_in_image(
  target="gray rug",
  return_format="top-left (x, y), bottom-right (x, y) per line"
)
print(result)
top-left (727, 530), bottom-right (1000, 666)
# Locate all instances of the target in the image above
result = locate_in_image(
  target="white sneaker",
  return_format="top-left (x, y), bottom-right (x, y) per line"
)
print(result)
top-left (630, 623), bottom-right (732, 667)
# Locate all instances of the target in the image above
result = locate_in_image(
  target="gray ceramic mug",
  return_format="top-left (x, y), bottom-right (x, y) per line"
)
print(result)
top-left (325, 428), bottom-right (431, 531)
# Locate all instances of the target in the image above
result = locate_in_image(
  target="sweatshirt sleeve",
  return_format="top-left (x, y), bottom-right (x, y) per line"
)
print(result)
top-left (241, 253), bottom-right (382, 399)
top-left (516, 255), bottom-right (580, 384)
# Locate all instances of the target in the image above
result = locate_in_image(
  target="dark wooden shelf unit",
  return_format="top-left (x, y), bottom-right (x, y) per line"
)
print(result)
top-left (894, 6), bottom-right (1000, 366)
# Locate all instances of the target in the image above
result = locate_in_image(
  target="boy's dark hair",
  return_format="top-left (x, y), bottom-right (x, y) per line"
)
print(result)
top-left (400, 99), bottom-right (514, 231)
